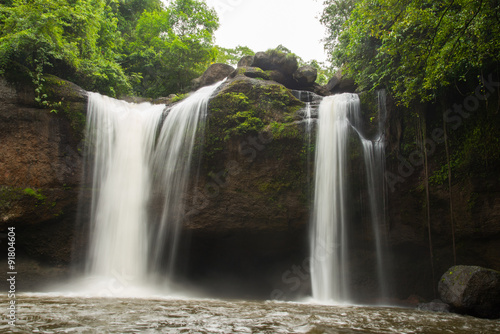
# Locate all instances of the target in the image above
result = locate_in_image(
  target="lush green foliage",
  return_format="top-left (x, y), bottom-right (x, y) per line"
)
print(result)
top-left (0, 0), bottom-right (130, 96)
top-left (126, 0), bottom-right (219, 97)
top-left (215, 45), bottom-right (255, 65)
top-left (323, 0), bottom-right (500, 105)
top-left (320, 0), bottom-right (356, 56)
top-left (0, 0), bottom-right (219, 98)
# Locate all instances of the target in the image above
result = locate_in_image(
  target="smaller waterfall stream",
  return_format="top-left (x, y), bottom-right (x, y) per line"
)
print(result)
top-left (310, 92), bottom-right (389, 303)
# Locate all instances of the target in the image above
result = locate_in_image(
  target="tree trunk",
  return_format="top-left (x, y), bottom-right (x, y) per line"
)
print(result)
top-left (443, 116), bottom-right (457, 265)
top-left (419, 112), bottom-right (436, 298)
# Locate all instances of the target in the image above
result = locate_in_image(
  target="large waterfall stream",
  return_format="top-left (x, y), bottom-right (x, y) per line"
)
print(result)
top-left (81, 81), bottom-right (224, 292)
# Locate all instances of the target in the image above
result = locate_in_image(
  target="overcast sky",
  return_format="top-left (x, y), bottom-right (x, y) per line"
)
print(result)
top-left (204, 0), bottom-right (328, 64)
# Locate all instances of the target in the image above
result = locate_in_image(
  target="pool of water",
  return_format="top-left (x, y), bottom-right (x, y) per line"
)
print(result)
top-left (2, 294), bottom-right (499, 333)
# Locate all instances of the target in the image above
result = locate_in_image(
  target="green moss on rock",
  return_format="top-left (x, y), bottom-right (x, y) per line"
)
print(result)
top-left (43, 74), bottom-right (87, 140)
top-left (205, 77), bottom-right (304, 165)
top-left (0, 186), bottom-right (23, 212)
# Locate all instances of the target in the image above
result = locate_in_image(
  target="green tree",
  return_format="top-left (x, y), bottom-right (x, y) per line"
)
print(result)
top-left (307, 59), bottom-right (334, 85)
top-left (320, 0), bottom-right (356, 58)
top-left (215, 45), bottom-right (254, 66)
top-left (326, 0), bottom-right (500, 106)
top-left (114, 0), bottom-right (163, 39)
top-left (0, 0), bottom-right (131, 97)
top-left (126, 0), bottom-right (219, 97)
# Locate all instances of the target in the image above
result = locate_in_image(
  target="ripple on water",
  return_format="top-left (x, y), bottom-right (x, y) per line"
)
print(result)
top-left (2, 295), bottom-right (500, 333)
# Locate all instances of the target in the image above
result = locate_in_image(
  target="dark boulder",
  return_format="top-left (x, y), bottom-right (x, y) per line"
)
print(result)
top-left (230, 67), bottom-right (270, 80)
top-left (192, 63), bottom-right (234, 90)
top-left (324, 73), bottom-right (341, 92)
top-left (438, 265), bottom-right (500, 319)
top-left (252, 51), bottom-right (298, 76)
top-left (237, 55), bottom-right (255, 68)
top-left (324, 69), bottom-right (357, 94)
top-left (267, 70), bottom-right (290, 87)
top-left (293, 65), bottom-right (317, 87)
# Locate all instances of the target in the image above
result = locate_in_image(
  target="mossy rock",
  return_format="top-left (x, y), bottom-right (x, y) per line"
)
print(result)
top-left (206, 77), bottom-right (303, 150)
top-left (230, 67), bottom-right (270, 81)
top-left (439, 265), bottom-right (500, 319)
top-left (204, 76), bottom-right (305, 169)
top-left (42, 74), bottom-right (87, 140)
top-left (358, 90), bottom-right (383, 140)
top-left (43, 75), bottom-right (87, 103)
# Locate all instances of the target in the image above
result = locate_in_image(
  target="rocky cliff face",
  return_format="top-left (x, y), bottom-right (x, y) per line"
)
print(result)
top-left (383, 85), bottom-right (500, 301)
top-left (1, 62), bottom-right (499, 304)
top-left (0, 75), bottom-right (87, 289)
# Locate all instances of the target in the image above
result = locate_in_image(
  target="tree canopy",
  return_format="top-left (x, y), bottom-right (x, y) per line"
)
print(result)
top-left (322, 0), bottom-right (500, 105)
top-left (0, 0), bottom-right (220, 98)
top-left (126, 0), bottom-right (219, 97)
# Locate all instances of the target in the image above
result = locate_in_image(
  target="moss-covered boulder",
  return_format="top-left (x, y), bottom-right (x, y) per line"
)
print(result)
top-left (184, 73), bottom-right (312, 295)
top-left (229, 67), bottom-right (270, 81)
top-left (439, 265), bottom-right (500, 319)
top-left (252, 50), bottom-right (298, 77)
top-left (203, 74), bottom-right (304, 169)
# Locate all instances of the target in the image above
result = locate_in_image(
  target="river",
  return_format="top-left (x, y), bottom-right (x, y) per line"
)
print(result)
top-left (2, 294), bottom-right (499, 333)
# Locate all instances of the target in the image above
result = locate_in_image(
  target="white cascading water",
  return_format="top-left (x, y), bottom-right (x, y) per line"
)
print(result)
top-left (310, 92), bottom-right (388, 303)
top-left (310, 93), bottom-right (359, 303)
top-left (149, 83), bottom-right (224, 279)
top-left (82, 81), bottom-right (223, 290)
top-left (360, 90), bottom-right (389, 299)
top-left (85, 94), bottom-right (164, 284)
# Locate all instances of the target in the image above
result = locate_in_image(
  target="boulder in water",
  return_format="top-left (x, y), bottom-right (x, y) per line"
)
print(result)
top-left (417, 299), bottom-right (451, 313)
top-left (438, 265), bottom-right (500, 319)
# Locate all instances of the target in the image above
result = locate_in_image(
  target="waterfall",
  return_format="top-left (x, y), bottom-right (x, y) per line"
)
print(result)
top-left (84, 94), bottom-right (164, 284)
top-left (310, 93), bottom-right (358, 303)
top-left (360, 90), bottom-right (389, 299)
top-left (82, 81), bottom-right (223, 290)
top-left (310, 92), bottom-right (389, 303)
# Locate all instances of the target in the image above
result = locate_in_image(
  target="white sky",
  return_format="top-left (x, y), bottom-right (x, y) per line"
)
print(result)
top-left (204, 0), bottom-right (328, 64)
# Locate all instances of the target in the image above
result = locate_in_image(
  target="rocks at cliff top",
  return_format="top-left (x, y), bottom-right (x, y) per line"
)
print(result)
top-left (237, 55), bottom-right (254, 68)
top-left (293, 65), bottom-right (317, 87)
top-left (252, 51), bottom-right (298, 76)
top-left (195, 51), bottom-right (357, 96)
top-left (438, 265), bottom-right (500, 319)
top-left (325, 68), bottom-right (356, 94)
top-left (191, 63), bottom-right (235, 90)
